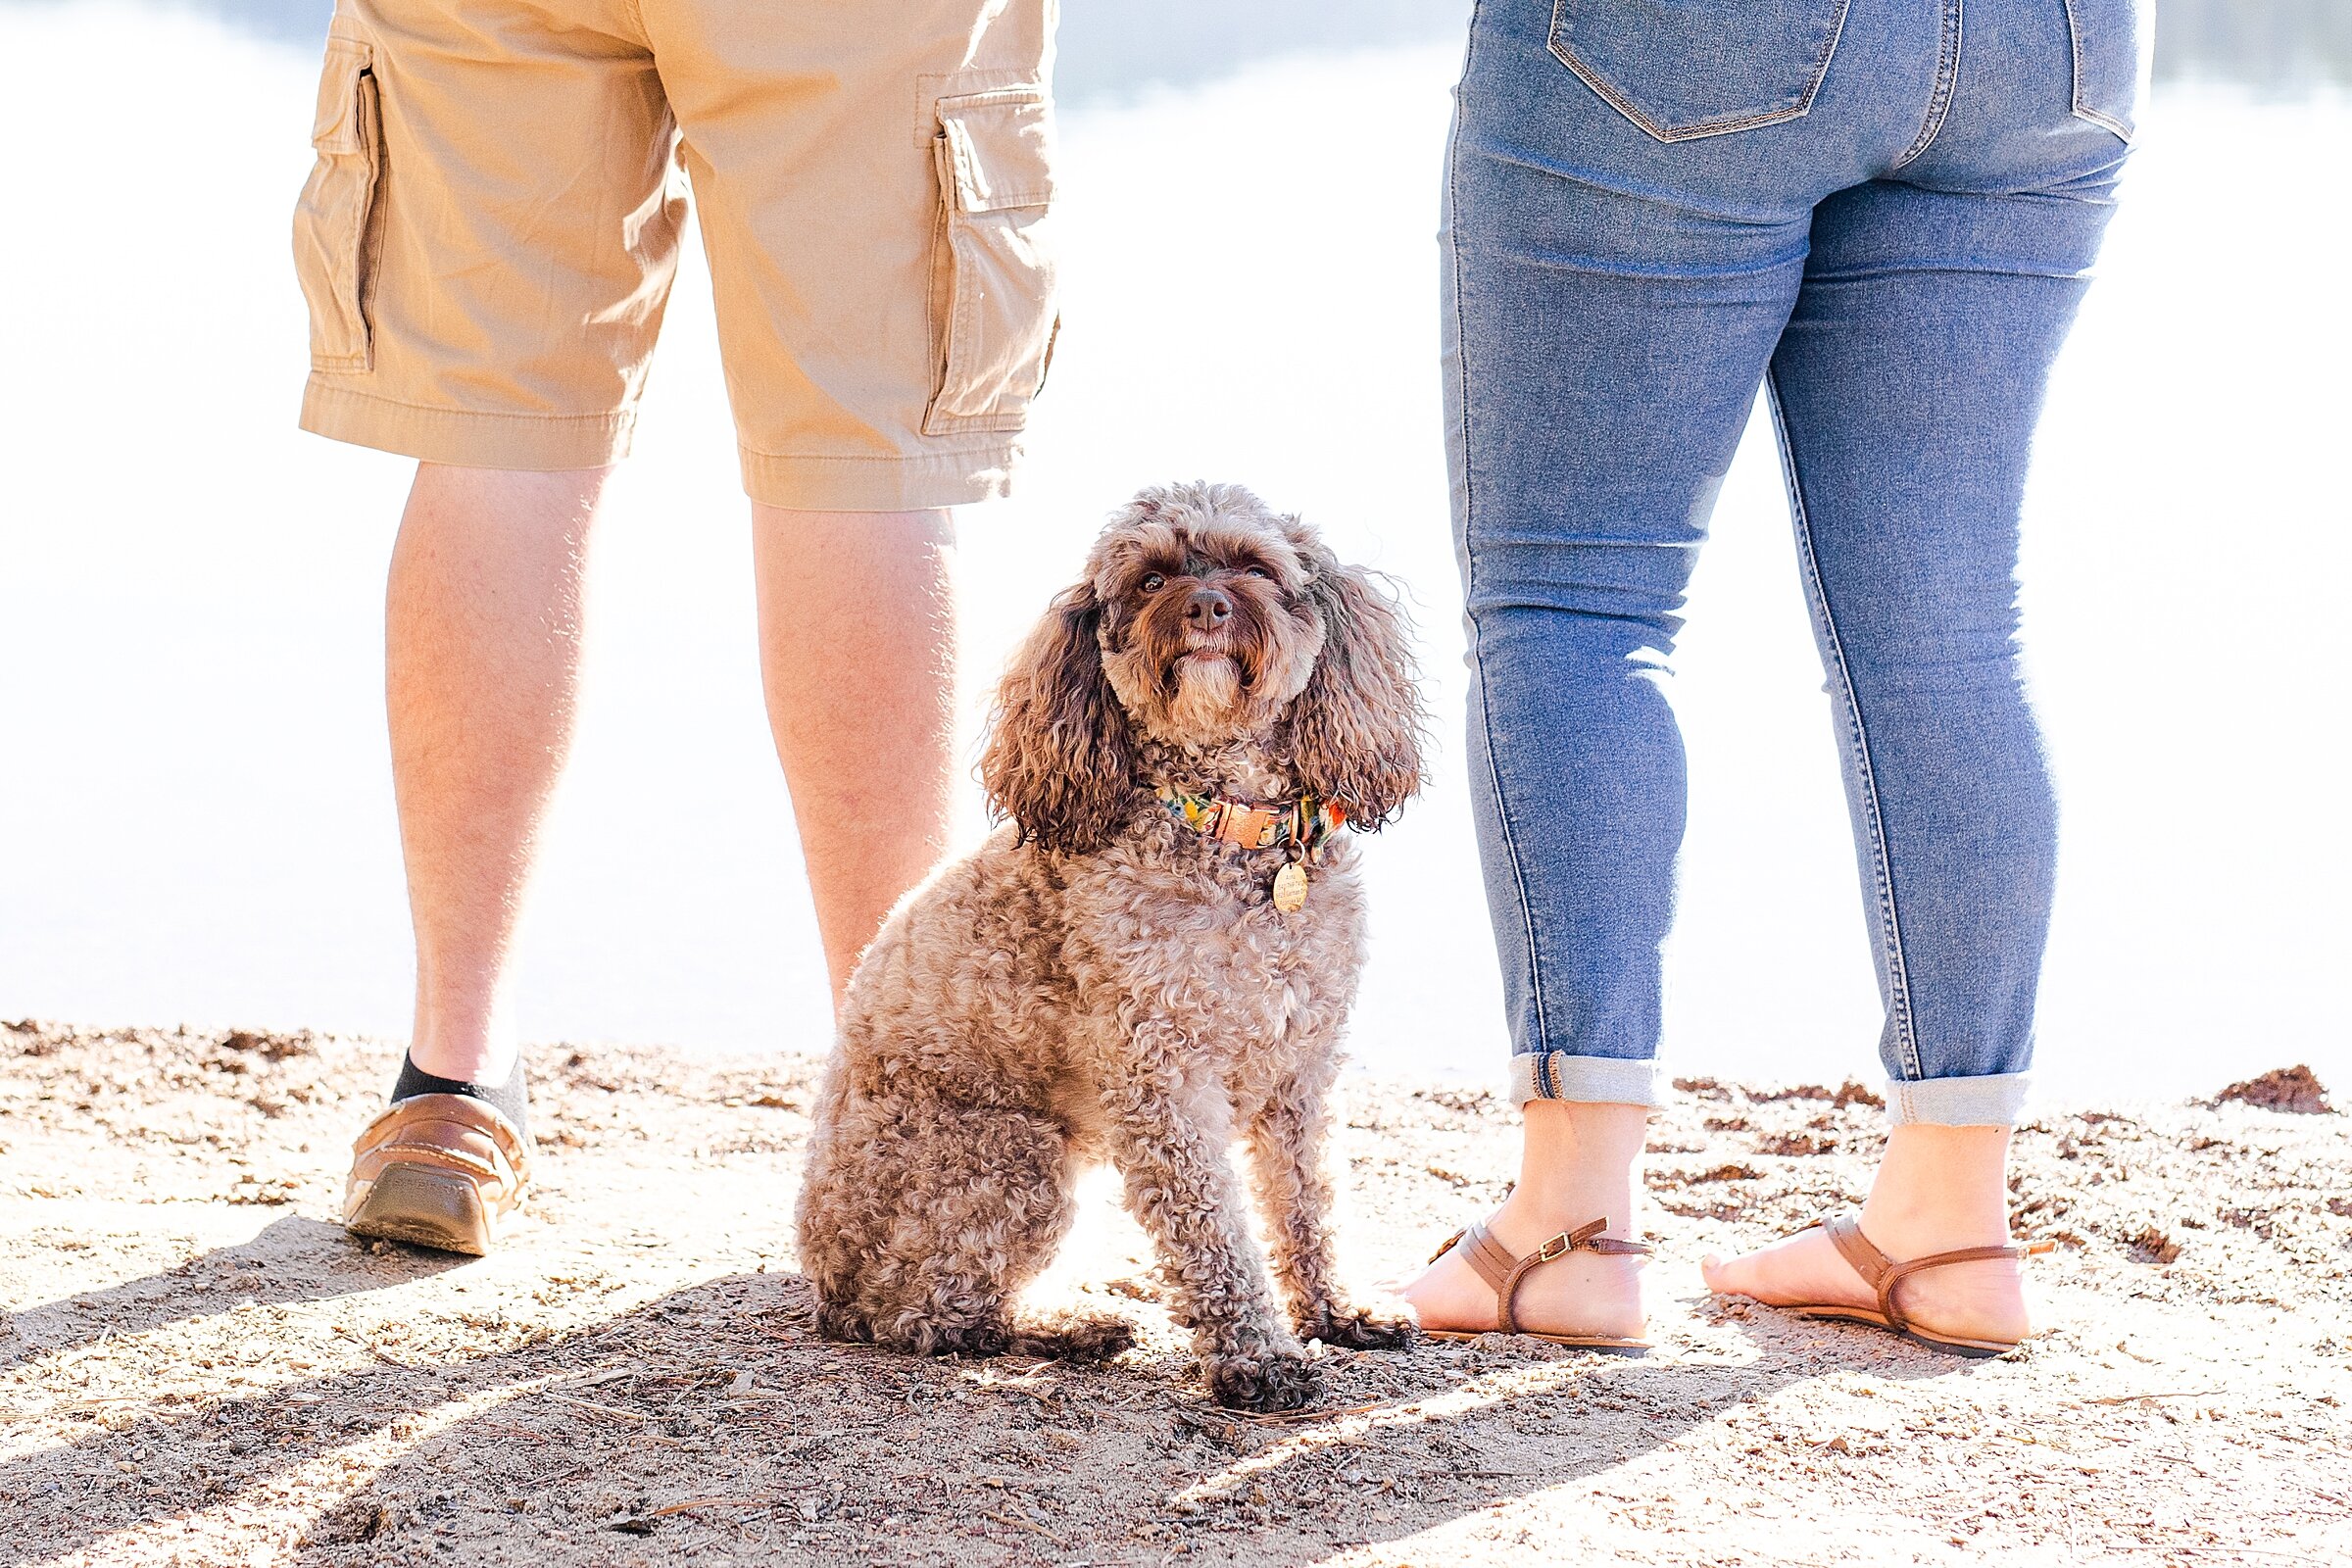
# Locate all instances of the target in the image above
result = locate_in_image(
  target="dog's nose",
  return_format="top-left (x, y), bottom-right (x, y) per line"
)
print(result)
top-left (1186, 587), bottom-right (1232, 629)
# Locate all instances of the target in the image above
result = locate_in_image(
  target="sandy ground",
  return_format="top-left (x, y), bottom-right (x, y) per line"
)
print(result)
top-left (2, 1019), bottom-right (2347, 1566)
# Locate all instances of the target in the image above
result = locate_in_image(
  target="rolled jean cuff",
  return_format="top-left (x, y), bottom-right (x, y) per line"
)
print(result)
top-left (1507, 1052), bottom-right (1662, 1108)
top-left (1883, 1072), bottom-right (2032, 1127)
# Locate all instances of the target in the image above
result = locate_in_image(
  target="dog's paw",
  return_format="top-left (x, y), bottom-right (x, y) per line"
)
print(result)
top-left (1298, 1300), bottom-right (1417, 1352)
top-left (1205, 1347), bottom-right (1323, 1413)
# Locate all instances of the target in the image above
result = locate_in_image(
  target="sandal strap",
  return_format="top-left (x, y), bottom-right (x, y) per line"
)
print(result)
top-left (1433, 1218), bottom-right (1651, 1335)
top-left (1817, 1212), bottom-right (2051, 1331)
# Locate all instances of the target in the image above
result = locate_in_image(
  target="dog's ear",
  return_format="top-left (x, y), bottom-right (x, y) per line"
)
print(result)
top-left (1280, 543), bottom-right (1426, 829)
top-left (980, 581), bottom-right (1138, 854)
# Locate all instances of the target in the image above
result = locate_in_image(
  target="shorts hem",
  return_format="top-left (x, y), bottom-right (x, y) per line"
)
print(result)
top-left (739, 441), bottom-right (1023, 512)
top-left (1507, 1052), bottom-right (1662, 1108)
top-left (299, 378), bottom-right (637, 470)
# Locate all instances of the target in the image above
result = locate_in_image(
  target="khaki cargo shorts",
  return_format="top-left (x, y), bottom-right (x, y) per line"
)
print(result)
top-left (292, 0), bottom-right (1058, 510)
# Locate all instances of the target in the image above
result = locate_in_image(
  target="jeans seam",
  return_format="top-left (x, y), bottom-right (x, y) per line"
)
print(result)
top-left (1889, 0), bottom-right (1964, 172)
top-left (1474, 670), bottom-right (1553, 1057)
top-left (1450, 1), bottom-right (1550, 1063)
top-left (1767, 372), bottom-right (1923, 1078)
top-left (2060, 0), bottom-right (2135, 141)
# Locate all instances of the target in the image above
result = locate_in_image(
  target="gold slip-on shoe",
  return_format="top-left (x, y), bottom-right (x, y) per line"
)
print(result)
top-left (343, 1093), bottom-right (531, 1256)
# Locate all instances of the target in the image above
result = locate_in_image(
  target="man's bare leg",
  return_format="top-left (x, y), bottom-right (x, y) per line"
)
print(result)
top-left (751, 507), bottom-right (957, 1006)
top-left (389, 484), bottom-right (954, 1076)
top-left (389, 463), bottom-right (609, 1086)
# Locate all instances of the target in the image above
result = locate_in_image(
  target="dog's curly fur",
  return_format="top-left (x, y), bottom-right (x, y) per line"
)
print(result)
top-left (795, 482), bottom-right (1428, 1410)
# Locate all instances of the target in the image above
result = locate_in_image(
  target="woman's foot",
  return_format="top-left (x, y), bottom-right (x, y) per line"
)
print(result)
top-left (1699, 1220), bottom-right (2032, 1348)
top-left (1399, 1098), bottom-right (1649, 1342)
top-left (1701, 1123), bottom-right (2034, 1348)
top-left (1402, 1194), bottom-right (1647, 1342)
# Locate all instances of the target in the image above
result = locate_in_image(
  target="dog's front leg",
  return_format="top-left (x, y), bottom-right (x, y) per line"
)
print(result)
top-left (1098, 1062), bottom-right (1320, 1412)
top-left (1243, 1084), bottom-right (1416, 1352)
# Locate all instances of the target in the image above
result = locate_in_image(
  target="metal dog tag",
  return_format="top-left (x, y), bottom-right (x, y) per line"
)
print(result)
top-left (1272, 861), bottom-right (1309, 914)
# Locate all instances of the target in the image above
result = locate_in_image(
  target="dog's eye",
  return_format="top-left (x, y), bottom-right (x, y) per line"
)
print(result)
top-left (1141, 572), bottom-right (1166, 593)
top-left (1244, 564), bottom-right (1272, 579)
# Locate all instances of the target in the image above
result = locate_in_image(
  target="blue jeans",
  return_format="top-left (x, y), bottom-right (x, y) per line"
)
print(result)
top-left (1444, 0), bottom-right (2142, 1125)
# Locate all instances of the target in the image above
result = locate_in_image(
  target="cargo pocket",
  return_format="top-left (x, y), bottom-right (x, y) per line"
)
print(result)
top-left (1548, 0), bottom-right (1853, 143)
top-left (292, 32), bottom-right (386, 373)
top-left (923, 88), bottom-right (1058, 436)
top-left (2062, 0), bottom-right (2148, 143)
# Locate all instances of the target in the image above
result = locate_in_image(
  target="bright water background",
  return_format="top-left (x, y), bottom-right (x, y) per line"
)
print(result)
top-left (2, 1), bottom-right (2346, 1105)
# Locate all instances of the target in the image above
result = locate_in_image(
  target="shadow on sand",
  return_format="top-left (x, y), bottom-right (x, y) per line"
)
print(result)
top-left (3, 1215), bottom-right (461, 1373)
top-left (4, 1227), bottom-right (2009, 1565)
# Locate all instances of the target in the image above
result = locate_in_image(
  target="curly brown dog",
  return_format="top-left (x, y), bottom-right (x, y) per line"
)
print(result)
top-left (795, 481), bottom-right (1428, 1410)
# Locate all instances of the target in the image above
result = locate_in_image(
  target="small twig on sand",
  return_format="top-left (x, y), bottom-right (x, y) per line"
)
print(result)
top-left (986, 1506), bottom-right (1067, 1546)
top-left (685, 1478), bottom-right (828, 1509)
top-left (542, 1392), bottom-right (651, 1421)
top-left (474, 1419), bottom-right (549, 1443)
top-left (523, 1463), bottom-right (593, 1490)
top-left (549, 1368), bottom-right (638, 1392)
top-left (1248, 1401), bottom-right (1387, 1426)
top-left (645, 1491), bottom-right (806, 1518)
top-left (983, 1381), bottom-right (1062, 1406)
top-left (539, 1391), bottom-right (684, 1446)
top-left (0, 1396), bottom-right (151, 1423)
top-left (2095, 1548), bottom-right (2322, 1560)
top-left (2068, 1390), bottom-right (2224, 1407)
top-left (605, 1484), bottom-right (828, 1531)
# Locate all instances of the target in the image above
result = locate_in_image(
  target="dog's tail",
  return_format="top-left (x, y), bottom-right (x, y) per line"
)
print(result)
top-left (1001, 1307), bottom-right (1139, 1364)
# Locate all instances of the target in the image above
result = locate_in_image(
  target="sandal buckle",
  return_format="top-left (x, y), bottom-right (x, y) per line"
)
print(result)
top-left (1534, 1232), bottom-right (1574, 1263)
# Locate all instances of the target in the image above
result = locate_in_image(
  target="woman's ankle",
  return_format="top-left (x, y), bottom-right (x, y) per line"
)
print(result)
top-left (1486, 1187), bottom-right (1635, 1258)
top-left (1503, 1098), bottom-right (1647, 1243)
top-left (1856, 1123), bottom-right (2015, 1251)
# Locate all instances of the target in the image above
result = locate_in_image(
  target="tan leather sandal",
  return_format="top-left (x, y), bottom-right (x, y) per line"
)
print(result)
top-left (343, 1093), bottom-right (532, 1256)
top-left (1424, 1217), bottom-right (1652, 1351)
top-left (1762, 1212), bottom-right (2055, 1358)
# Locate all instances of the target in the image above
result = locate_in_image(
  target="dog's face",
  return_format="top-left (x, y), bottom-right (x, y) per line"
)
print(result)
top-left (1091, 499), bottom-right (1327, 750)
top-left (981, 483), bottom-right (1425, 855)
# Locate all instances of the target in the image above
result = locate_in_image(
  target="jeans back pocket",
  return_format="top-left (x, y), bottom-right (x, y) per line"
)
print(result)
top-left (1548, 0), bottom-right (1853, 142)
top-left (2062, 0), bottom-right (2148, 142)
